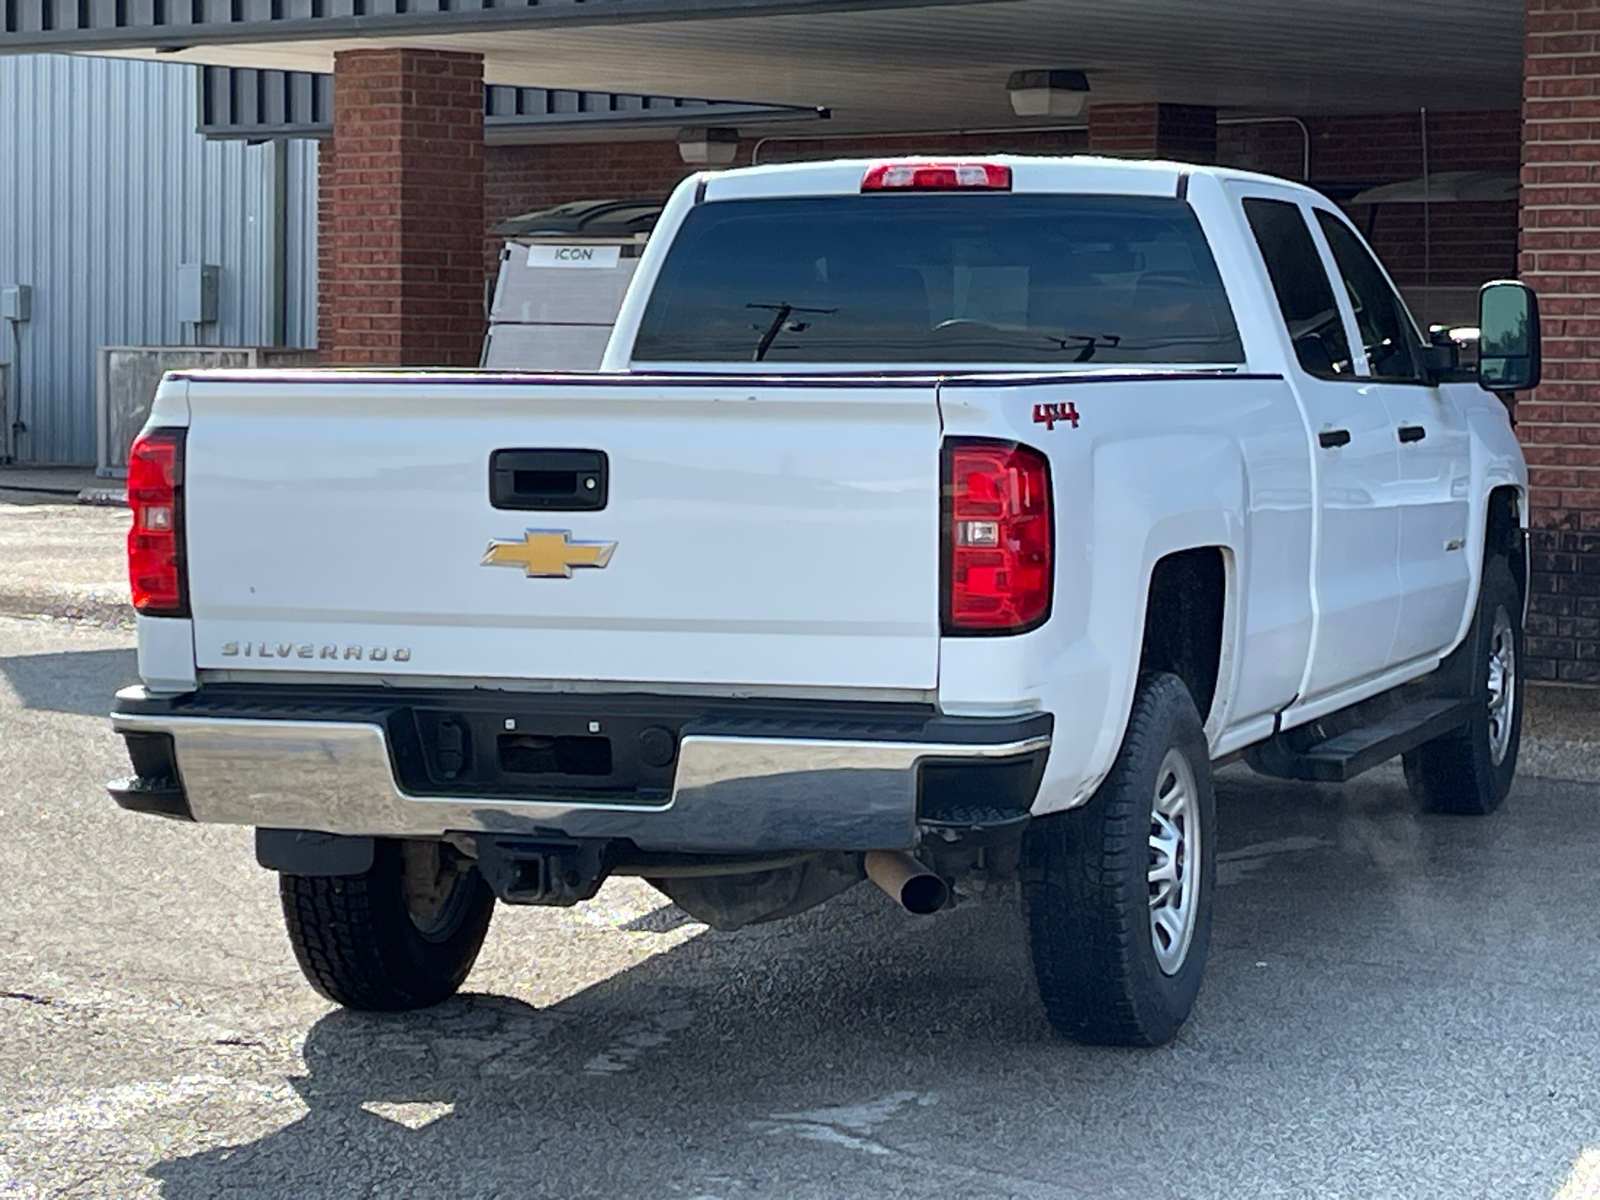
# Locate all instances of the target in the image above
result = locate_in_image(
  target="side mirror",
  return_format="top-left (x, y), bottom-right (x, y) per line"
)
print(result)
top-left (1477, 280), bottom-right (1541, 393)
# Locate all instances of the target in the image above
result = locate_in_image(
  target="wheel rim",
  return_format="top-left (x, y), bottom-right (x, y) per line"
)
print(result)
top-left (1148, 748), bottom-right (1201, 976)
top-left (1486, 604), bottom-right (1517, 768)
top-left (401, 842), bottom-right (476, 943)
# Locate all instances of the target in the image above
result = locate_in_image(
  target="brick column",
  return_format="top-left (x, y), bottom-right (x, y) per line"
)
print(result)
top-left (1087, 103), bottom-right (1217, 163)
top-left (1521, 0), bottom-right (1600, 684)
top-left (324, 48), bottom-right (485, 367)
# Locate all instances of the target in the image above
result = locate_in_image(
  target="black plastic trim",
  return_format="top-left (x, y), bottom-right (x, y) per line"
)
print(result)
top-left (108, 776), bottom-right (194, 821)
top-left (163, 368), bottom-right (1287, 389)
top-left (917, 746), bottom-right (1047, 824)
top-left (256, 829), bottom-right (376, 875)
top-left (108, 731), bottom-right (193, 820)
top-left (113, 685), bottom-right (1052, 747)
top-left (489, 448), bottom-right (609, 511)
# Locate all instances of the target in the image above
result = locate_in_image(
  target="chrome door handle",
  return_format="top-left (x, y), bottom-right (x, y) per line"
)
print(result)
top-left (1398, 425), bottom-right (1427, 444)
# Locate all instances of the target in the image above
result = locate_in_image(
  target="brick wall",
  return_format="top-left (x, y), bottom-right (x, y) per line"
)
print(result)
top-left (480, 116), bottom-right (1522, 325)
top-left (1088, 103), bottom-right (1218, 162)
top-left (324, 48), bottom-right (484, 367)
top-left (755, 129), bottom-right (1091, 161)
top-left (481, 117), bottom-right (1518, 296)
top-left (481, 130), bottom-right (1098, 278)
top-left (1218, 112), bottom-right (1522, 293)
top-left (1521, 0), bottom-right (1600, 683)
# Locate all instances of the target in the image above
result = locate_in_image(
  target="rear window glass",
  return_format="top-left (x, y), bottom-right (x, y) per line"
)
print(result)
top-left (632, 194), bottom-right (1244, 365)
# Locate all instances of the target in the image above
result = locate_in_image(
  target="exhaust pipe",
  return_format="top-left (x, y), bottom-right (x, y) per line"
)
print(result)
top-left (864, 851), bottom-right (949, 915)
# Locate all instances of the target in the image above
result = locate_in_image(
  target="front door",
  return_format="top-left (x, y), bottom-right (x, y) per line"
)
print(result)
top-left (1240, 193), bottom-right (1404, 703)
top-left (1310, 208), bottom-right (1474, 667)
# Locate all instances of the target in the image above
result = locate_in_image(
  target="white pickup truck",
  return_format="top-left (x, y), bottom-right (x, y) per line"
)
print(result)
top-left (110, 156), bottom-right (1538, 1047)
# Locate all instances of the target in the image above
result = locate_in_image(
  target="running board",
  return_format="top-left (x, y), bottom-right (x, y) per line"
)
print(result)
top-left (1244, 698), bottom-right (1475, 783)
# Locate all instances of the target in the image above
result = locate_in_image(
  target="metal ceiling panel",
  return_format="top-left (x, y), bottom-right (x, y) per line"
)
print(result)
top-left (0, 0), bottom-right (1001, 53)
top-left (77, 0), bottom-right (1523, 130)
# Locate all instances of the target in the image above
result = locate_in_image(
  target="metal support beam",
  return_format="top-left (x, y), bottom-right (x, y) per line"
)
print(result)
top-left (196, 66), bottom-right (826, 140)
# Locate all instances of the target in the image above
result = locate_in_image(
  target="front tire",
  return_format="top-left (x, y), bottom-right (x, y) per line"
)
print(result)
top-left (1021, 672), bottom-right (1216, 1047)
top-left (279, 839), bottom-right (495, 1011)
top-left (1403, 556), bottom-right (1523, 816)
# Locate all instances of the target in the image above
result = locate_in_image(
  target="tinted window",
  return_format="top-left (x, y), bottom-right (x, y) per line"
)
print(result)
top-left (633, 195), bottom-right (1244, 365)
top-left (1314, 210), bottom-right (1424, 383)
top-left (1242, 198), bottom-right (1354, 380)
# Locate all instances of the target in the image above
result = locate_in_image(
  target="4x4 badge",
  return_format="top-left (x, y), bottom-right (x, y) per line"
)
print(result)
top-left (1033, 401), bottom-right (1080, 430)
top-left (482, 530), bottom-right (617, 578)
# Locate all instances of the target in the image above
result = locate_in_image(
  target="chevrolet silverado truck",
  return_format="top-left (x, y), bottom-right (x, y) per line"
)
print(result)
top-left (109, 156), bottom-right (1538, 1047)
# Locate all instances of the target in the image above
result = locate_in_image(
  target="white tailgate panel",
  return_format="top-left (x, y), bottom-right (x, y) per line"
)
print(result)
top-left (184, 380), bottom-right (942, 691)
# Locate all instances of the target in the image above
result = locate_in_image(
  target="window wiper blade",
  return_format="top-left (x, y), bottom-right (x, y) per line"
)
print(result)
top-left (747, 302), bottom-right (839, 362)
top-left (1045, 333), bottom-right (1122, 363)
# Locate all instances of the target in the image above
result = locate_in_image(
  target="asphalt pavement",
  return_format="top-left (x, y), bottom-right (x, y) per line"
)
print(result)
top-left (1, 614), bottom-right (1598, 1199)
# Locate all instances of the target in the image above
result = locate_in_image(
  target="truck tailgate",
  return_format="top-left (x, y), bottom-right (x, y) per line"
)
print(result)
top-left (182, 376), bottom-right (942, 692)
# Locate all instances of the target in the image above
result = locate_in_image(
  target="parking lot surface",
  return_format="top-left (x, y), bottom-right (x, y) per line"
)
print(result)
top-left (1, 615), bottom-right (1598, 1199)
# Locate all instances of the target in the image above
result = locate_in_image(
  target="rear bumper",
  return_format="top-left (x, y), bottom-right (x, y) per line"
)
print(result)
top-left (108, 686), bottom-right (1050, 853)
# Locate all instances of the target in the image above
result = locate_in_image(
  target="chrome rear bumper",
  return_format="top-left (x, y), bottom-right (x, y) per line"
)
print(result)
top-left (109, 687), bottom-right (1050, 854)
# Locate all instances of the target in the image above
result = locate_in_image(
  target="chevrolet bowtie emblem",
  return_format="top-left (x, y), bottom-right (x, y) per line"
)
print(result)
top-left (481, 530), bottom-right (617, 578)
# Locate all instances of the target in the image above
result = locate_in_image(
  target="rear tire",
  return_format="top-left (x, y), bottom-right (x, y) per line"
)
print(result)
top-left (1020, 672), bottom-right (1216, 1047)
top-left (279, 839), bottom-right (495, 1011)
top-left (1403, 556), bottom-right (1523, 816)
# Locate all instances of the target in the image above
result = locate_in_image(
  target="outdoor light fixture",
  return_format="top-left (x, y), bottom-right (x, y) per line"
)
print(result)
top-left (676, 126), bottom-right (741, 166)
top-left (1006, 70), bottom-right (1091, 118)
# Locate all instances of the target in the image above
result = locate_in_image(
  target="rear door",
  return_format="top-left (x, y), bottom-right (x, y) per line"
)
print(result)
top-left (1239, 192), bottom-right (1405, 701)
top-left (183, 376), bottom-right (943, 693)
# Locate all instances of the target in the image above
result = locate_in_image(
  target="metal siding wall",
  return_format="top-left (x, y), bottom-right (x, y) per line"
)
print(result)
top-left (284, 138), bottom-right (319, 349)
top-left (0, 54), bottom-right (318, 464)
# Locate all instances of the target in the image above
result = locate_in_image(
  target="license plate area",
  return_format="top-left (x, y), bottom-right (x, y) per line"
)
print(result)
top-left (392, 708), bottom-right (682, 803)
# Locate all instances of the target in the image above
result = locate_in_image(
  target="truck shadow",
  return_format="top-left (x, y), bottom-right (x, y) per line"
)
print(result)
top-left (147, 878), bottom-right (1054, 1197)
top-left (0, 647), bottom-right (136, 716)
top-left (145, 769), bottom-right (1596, 1198)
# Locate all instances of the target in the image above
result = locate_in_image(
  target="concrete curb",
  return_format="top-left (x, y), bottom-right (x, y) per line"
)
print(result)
top-left (0, 591), bottom-right (134, 628)
top-left (1518, 738), bottom-right (1600, 785)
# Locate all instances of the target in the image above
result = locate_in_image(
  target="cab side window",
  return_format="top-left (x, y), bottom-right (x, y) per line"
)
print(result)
top-left (1313, 210), bottom-right (1424, 383)
top-left (1242, 198), bottom-right (1354, 380)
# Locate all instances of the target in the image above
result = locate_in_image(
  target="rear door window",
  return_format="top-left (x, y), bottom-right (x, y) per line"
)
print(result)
top-left (1242, 197), bottom-right (1354, 380)
top-left (632, 195), bottom-right (1244, 365)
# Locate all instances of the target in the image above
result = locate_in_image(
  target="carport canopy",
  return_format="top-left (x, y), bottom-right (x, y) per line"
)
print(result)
top-left (2, 0), bottom-right (1523, 134)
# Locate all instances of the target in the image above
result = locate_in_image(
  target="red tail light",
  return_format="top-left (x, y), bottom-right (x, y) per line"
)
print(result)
top-left (943, 439), bottom-right (1053, 634)
top-left (127, 427), bottom-right (189, 617)
top-left (862, 162), bottom-right (1012, 192)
